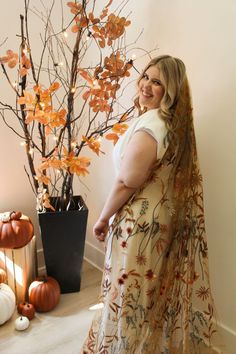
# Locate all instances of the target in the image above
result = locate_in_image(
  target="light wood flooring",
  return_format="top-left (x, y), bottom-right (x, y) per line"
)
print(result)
top-left (0, 260), bottom-right (102, 354)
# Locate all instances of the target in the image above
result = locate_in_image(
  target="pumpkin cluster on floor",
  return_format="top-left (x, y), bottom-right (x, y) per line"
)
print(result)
top-left (0, 211), bottom-right (61, 331)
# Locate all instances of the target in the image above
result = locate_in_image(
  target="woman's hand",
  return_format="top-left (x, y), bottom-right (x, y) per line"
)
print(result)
top-left (93, 218), bottom-right (109, 242)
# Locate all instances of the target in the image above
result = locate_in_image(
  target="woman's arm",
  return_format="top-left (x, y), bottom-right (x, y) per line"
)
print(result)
top-left (94, 130), bottom-right (157, 241)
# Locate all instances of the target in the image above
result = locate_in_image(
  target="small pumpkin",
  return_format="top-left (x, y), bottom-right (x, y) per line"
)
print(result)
top-left (0, 211), bottom-right (34, 249)
top-left (17, 302), bottom-right (35, 320)
top-left (28, 276), bottom-right (60, 312)
top-left (15, 316), bottom-right (30, 331)
top-left (0, 268), bottom-right (7, 283)
top-left (0, 283), bottom-right (16, 325)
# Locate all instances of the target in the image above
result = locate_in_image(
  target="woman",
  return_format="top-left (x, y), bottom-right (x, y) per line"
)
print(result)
top-left (81, 55), bottom-right (223, 353)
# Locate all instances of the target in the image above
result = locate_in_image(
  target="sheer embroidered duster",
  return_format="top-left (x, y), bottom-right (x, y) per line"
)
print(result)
top-left (81, 106), bottom-right (223, 353)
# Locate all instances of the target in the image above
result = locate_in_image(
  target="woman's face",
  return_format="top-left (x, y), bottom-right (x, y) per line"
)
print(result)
top-left (138, 65), bottom-right (164, 110)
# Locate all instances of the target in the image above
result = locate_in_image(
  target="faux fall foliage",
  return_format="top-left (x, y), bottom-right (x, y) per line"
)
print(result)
top-left (0, 0), bottom-right (136, 211)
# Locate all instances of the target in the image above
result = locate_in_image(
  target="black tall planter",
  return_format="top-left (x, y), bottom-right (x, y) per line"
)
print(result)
top-left (38, 195), bottom-right (88, 293)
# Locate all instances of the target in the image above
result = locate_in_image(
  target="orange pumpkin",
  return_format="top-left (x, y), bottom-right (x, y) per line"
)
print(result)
top-left (0, 268), bottom-right (7, 283)
top-left (28, 276), bottom-right (60, 312)
top-left (17, 302), bottom-right (35, 320)
top-left (0, 211), bottom-right (34, 249)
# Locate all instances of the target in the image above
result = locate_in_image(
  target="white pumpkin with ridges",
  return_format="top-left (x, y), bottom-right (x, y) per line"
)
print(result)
top-left (0, 283), bottom-right (16, 325)
top-left (15, 316), bottom-right (30, 331)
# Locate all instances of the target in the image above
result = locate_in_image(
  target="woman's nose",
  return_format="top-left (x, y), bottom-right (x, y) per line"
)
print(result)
top-left (143, 80), bottom-right (152, 89)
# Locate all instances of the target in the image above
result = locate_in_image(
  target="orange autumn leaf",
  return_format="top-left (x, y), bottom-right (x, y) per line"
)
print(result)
top-left (105, 133), bottom-right (119, 145)
top-left (37, 174), bottom-right (51, 185)
top-left (71, 24), bottom-right (79, 33)
top-left (82, 135), bottom-right (103, 156)
top-left (67, 1), bottom-right (82, 14)
top-left (0, 49), bottom-right (18, 68)
top-left (99, 39), bottom-right (106, 48)
top-left (21, 54), bottom-right (31, 69)
top-left (17, 90), bottom-right (35, 106)
top-left (79, 69), bottom-right (93, 85)
top-left (82, 90), bottom-right (91, 101)
top-left (112, 123), bottom-right (128, 135)
top-left (8, 58), bottom-right (18, 68)
top-left (25, 110), bottom-right (46, 124)
top-left (65, 156), bottom-right (91, 176)
top-left (45, 125), bottom-right (52, 135)
top-left (49, 82), bottom-right (60, 92)
top-left (19, 67), bottom-right (28, 77)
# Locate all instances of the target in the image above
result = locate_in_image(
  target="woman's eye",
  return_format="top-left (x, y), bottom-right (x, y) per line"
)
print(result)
top-left (153, 80), bottom-right (161, 86)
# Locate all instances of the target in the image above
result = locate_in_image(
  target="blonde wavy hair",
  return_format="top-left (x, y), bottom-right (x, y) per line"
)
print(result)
top-left (136, 55), bottom-right (199, 236)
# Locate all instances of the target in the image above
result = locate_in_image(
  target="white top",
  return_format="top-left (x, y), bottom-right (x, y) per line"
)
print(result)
top-left (113, 109), bottom-right (168, 174)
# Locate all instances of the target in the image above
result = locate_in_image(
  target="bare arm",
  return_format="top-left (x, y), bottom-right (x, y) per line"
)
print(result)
top-left (94, 130), bottom-right (157, 241)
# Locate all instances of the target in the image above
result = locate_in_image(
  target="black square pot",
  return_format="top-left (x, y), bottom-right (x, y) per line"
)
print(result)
top-left (38, 195), bottom-right (88, 293)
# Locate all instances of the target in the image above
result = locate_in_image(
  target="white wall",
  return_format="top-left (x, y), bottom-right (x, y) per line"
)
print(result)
top-left (0, 1), bottom-right (235, 352)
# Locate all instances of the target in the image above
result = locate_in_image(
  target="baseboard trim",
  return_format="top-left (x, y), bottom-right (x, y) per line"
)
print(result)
top-left (217, 320), bottom-right (236, 354)
top-left (84, 241), bottom-right (105, 271)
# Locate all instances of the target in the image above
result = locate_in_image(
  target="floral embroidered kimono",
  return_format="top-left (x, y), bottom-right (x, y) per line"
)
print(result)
top-left (81, 109), bottom-right (224, 353)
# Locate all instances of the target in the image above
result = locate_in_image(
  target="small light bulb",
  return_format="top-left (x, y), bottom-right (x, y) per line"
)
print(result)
top-left (58, 61), bottom-right (64, 67)
top-left (40, 102), bottom-right (45, 109)
top-left (57, 170), bottom-right (61, 174)
top-left (131, 53), bottom-right (136, 60)
top-left (63, 30), bottom-right (68, 38)
top-left (12, 81), bottom-right (17, 88)
top-left (34, 175), bottom-right (39, 180)
top-left (20, 141), bottom-right (26, 146)
top-left (71, 87), bottom-right (76, 93)
top-left (23, 48), bottom-right (28, 54)
top-left (97, 136), bottom-right (102, 142)
top-left (71, 142), bottom-right (77, 148)
top-left (92, 79), bottom-right (100, 89)
top-left (29, 149), bottom-right (34, 155)
top-left (53, 136), bottom-right (58, 141)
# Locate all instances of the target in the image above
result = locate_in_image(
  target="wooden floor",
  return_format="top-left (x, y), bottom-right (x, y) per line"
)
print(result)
top-left (0, 261), bottom-right (102, 354)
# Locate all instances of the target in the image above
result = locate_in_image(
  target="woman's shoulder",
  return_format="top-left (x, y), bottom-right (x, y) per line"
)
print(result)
top-left (136, 109), bottom-right (166, 130)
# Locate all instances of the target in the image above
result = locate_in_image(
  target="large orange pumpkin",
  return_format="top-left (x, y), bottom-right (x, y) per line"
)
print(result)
top-left (0, 211), bottom-right (34, 249)
top-left (28, 276), bottom-right (60, 312)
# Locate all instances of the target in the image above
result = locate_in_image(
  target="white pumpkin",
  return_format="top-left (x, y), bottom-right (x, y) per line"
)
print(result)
top-left (0, 283), bottom-right (16, 325)
top-left (15, 316), bottom-right (30, 331)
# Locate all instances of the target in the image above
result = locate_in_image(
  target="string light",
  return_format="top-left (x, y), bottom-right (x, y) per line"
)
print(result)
top-left (39, 102), bottom-right (45, 109)
top-left (97, 135), bottom-right (102, 142)
top-left (34, 175), bottom-right (39, 180)
top-left (12, 81), bottom-right (17, 88)
top-left (92, 79), bottom-right (100, 89)
top-left (58, 61), bottom-right (64, 67)
top-left (86, 31), bottom-right (92, 41)
top-left (29, 149), bottom-right (34, 155)
top-left (20, 141), bottom-right (26, 146)
top-left (70, 87), bottom-right (76, 93)
top-left (131, 53), bottom-right (136, 60)
top-left (22, 46), bottom-right (28, 54)
top-left (63, 29), bottom-right (68, 38)
top-left (53, 136), bottom-right (58, 141)
top-left (71, 142), bottom-right (77, 148)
